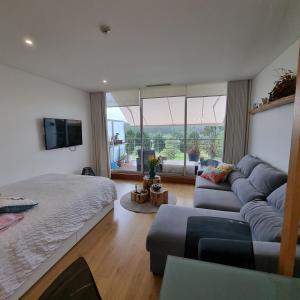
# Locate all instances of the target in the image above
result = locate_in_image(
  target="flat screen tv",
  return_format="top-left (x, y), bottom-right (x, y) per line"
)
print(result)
top-left (43, 118), bottom-right (82, 150)
top-left (66, 119), bottom-right (83, 147)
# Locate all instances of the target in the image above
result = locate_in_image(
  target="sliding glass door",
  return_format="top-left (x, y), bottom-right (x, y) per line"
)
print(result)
top-left (186, 96), bottom-right (227, 174)
top-left (106, 89), bottom-right (227, 176)
top-left (106, 91), bottom-right (141, 172)
top-left (142, 97), bottom-right (185, 175)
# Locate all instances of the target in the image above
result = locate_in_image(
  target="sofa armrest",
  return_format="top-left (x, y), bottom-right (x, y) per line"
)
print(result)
top-left (253, 241), bottom-right (300, 277)
top-left (198, 238), bottom-right (255, 269)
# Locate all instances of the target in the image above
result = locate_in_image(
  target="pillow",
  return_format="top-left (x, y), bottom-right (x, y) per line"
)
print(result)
top-left (249, 163), bottom-right (287, 196)
top-left (231, 178), bottom-right (265, 204)
top-left (228, 170), bottom-right (246, 185)
top-left (217, 163), bottom-right (234, 181)
top-left (266, 183), bottom-right (287, 212)
top-left (0, 197), bottom-right (38, 213)
top-left (217, 163), bottom-right (234, 173)
top-left (201, 167), bottom-right (228, 184)
top-left (241, 200), bottom-right (284, 242)
top-left (237, 155), bottom-right (262, 177)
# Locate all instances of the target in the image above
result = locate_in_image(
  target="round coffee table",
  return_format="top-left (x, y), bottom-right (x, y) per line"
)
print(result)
top-left (120, 191), bottom-right (176, 213)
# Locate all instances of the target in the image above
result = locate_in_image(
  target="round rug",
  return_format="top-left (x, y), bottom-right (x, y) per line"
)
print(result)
top-left (120, 192), bottom-right (177, 213)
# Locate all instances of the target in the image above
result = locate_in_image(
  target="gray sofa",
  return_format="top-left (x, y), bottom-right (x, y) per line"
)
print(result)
top-left (146, 155), bottom-right (300, 276)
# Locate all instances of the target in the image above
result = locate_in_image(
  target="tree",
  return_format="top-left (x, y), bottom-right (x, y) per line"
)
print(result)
top-left (153, 133), bottom-right (165, 153)
top-left (161, 136), bottom-right (180, 160)
top-left (125, 129), bottom-right (136, 155)
top-left (202, 126), bottom-right (224, 159)
top-left (187, 131), bottom-right (200, 150)
top-left (135, 131), bottom-right (151, 150)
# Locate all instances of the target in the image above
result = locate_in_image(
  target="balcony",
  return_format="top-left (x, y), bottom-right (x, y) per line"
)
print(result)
top-left (109, 138), bottom-right (223, 176)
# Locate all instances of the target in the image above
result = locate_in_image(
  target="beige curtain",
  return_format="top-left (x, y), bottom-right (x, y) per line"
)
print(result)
top-left (90, 92), bottom-right (110, 177)
top-left (223, 80), bottom-right (251, 165)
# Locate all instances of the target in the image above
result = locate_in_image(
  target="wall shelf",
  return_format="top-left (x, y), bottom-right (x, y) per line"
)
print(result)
top-left (249, 95), bottom-right (295, 115)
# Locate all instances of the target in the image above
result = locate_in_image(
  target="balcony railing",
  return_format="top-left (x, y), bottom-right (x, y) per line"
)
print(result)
top-left (109, 138), bottom-right (224, 174)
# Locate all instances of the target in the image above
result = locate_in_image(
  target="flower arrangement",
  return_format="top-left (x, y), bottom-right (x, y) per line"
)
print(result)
top-left (148, 155), bottom-right (160, 179)
top-left (149, 155), bottom-right (160, 168)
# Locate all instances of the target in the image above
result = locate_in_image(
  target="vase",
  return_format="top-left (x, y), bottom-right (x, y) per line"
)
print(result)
top-left (149, 167), bottom-right (156, 179)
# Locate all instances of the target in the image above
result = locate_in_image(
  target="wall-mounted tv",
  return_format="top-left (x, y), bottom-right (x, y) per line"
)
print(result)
top-left (43, 118), bottom-right (82, 150)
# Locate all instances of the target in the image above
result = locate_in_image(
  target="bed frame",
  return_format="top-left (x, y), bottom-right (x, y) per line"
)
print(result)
top-left (7, 202), bottom-right (114, 300)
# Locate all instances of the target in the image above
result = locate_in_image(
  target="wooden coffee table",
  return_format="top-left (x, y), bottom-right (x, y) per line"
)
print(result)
top-left (143, 175), bottom-right (161, 192)
top-left (150, 186), bottom-right (168, 207)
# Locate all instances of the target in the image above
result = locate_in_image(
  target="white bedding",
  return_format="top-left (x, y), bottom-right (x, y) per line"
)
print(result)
top-left (0, 174), bottom-right (117, 300)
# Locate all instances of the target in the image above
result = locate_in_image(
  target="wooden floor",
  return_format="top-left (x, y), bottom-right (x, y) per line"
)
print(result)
top-left (22, 180), bottom-right (194, 300)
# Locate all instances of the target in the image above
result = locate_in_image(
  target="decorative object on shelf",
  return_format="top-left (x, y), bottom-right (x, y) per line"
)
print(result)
top-left (269, 69), bottom-right (296, 102)
top-left (148, 155), bottom-right (160, 179)
top-left (261, 97), bottom-right (269, 105)
top-left (152, 183), bottom-right (162, 191)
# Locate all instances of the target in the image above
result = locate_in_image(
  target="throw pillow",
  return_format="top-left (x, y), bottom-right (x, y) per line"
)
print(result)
top-left (217, 163), bottom-right (234, 173)
top-left (217, 163), bottom-right (234, 181)
top-left (0, 197), bottom-right (38, 213)
top-left (201, 167), bottom-right (227, 184)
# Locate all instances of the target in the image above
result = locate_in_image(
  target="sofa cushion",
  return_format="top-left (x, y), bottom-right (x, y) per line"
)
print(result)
top-left (194, 188), bottom-right (242, 212)
top-left (237, 155), bottom-right (262, 177)
top-left (241, 200), bottom-right (283, 242)
top-left (249, 163), bottom-right (287, 196)
top-left (146, 204), bottom-right (243, 255)
top-left (267, 183), bottom-right (287, 212)
top-left (228, 170), bottom-right (246, 185)
top-left (231, 178), bottom-right (265, 205)
top-left (195, 176), bottom-right (231, 191)
top-left (201, 167), bottom-right (228, 184)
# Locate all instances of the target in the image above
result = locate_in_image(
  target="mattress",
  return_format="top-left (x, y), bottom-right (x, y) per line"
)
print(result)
top-left (0, 174), bottom-right (117, 300)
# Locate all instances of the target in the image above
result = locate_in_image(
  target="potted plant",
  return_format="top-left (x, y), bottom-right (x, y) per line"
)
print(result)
top-left (188, 143), bottom-right (200, 162)
top-left (269, 69), bottom-right (296, 101)
top-left (117, 154), bottom-right (127, 167)
top-left (148, 155), bottom-right (160, 179)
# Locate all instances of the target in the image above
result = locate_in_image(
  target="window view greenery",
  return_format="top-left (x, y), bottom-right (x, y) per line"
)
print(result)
top-left (107, 95), bottom-right (226, 175)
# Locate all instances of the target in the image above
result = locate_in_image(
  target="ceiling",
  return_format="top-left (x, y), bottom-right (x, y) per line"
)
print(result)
top-left (0, 0), bottom-right (299, 92)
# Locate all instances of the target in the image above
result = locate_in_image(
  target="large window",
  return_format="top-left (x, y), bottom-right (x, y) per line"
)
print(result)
top-left (186, 96), bottom-right (227, 175)
top-left (142, 97), bottom-right (185, 175)
top-left (106, 88), bottom-right (227, 176)
top-left (106, 90), bottom-right (141, 172)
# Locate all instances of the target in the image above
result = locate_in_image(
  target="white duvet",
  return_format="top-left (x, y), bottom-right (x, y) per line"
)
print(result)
top-left (0, 174), bottom-right (117, 300)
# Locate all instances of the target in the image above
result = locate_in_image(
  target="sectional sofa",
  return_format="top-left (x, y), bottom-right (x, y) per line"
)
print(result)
top-left (146, 155), bottom-right (300, 276)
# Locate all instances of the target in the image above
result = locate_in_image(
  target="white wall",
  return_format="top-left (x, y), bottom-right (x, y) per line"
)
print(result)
top-left (248, 40), bottom-right (299, 171)
top-left (0, 64), bottom-right (92, 186)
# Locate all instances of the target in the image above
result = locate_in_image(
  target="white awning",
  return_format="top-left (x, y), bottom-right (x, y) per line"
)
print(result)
top-left (111, 96), bottom-right (226, 126)
top-left (106, 90), bottom-right (139, 107)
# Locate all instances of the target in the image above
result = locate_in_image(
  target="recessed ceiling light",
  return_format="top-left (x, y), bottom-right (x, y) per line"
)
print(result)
top-left (102, 79), bottom-right (108, 84)
top-left (24, 38), bottom-right (34, 46)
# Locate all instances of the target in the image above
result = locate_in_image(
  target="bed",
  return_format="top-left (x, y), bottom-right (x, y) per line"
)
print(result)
top-left (0, 174), bottom-right (117, 300)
